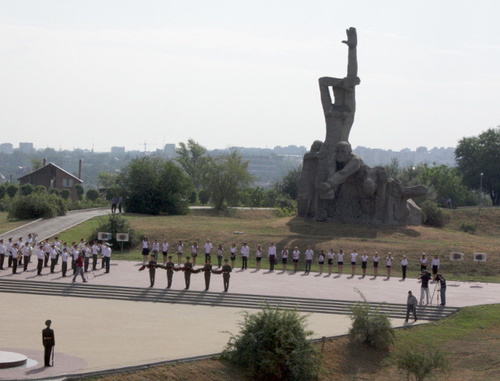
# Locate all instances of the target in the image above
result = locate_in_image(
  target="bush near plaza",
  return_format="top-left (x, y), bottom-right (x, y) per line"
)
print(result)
top-left (222, 306), bottom-right (321, 381)
top-left (8, 193), bottom-right (66, 219)
top-left (88, 214), bottom-right (138, 250)
top-left (390, 346), bottom-right (449, 381)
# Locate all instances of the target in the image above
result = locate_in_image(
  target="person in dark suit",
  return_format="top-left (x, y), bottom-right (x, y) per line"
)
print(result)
top-left (42, 319), bottom-right (55, 367)
top-left (201, 259), bottom-right (213, 291)
top-left (222, 259), bottom-right (232, 292)
top-left (148, 255), bottom-right (157, 287)
top-left (183, 256), bottom-right (193, 290)
top-left (165, 256), bottom-right (175, 288)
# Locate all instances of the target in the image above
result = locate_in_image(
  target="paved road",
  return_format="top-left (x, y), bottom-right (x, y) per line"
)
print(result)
top-left (0, 208), bottom-right (109, 243)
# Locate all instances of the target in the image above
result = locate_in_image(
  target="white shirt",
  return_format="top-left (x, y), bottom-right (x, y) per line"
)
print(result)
top-left (337, 252), bottom-right (344, 262)
top-left (162, 242), bottom-right (169, 252)
top-left (102, 245), bottom-right (112, 258)
top-left (293, 250), bottom-right (300, 260)
top-left (401, 258), bottom-right (409, 266)
top-left (268, 245), bottom-right (276, 256)
top-left (142, 240), bottom-right (149, 249)
top-left (305, 249), bottom-right (314, 261)
top-left (204, 242), bottom-right (212, 254)
top-left (241, 245), bottom-right (250, 257)
top-left (61, 251), bottom-right (69, 262)
top-left (37, 248), bottom-right (45, 260)
top-left (281, 249), bottom-right (288, 259)
top-left (361, 254), bottom-right (368, 262)
top-left (328, 251), bottom-right (335, 260)
top-left (432, 258), bottom-right (440, 266)
top-left (350, 252), bottom-right (358, 263)
top-left (152, 242), bottom-right (160, 252)
top-left (255, 249), bottom-right (262, 258)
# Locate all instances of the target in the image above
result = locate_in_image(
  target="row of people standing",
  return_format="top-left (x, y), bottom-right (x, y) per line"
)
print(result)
top-left (140, 254), bottom-right (232, 292)
top-left (0, 235), bottom-right (112, 280)
top-left (139, 238), bottom-right (441, 279)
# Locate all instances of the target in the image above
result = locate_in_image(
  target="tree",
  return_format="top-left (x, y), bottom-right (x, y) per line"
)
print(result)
top-left (201, 150), bottom-right (253, 210)
top-left (175, 139), bottom-right (207, 190)
top-left (60, 189), bottom-right (71, 200)
top-left (8, 193), bottom-right (66, 219)
top-left (222, 306), bottom-right (321, 381)
top-left (19, 183), bottom-right (34, 196)
top-left (6, 184), bottom-right (18, 198)
top-left (86, 189), bottom-right (100, 202)
top-left (0, 184), bottom-right (6, 199)
top-left (455, 127), bottom-right (500, 205)
top-left (31, 158), bottom-right (44, 171)
top-left (273, 166), bottom-right (302, 200)
top-left (418, 164), bottom-right (472, 207)
top-left (117, 156), bottom-right (193, 215)
top-left (74, 184), bottom-right (84, 200)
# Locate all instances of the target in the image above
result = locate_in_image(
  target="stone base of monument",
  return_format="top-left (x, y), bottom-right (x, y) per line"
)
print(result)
top-left (0, 351), bottom-right (29, 369)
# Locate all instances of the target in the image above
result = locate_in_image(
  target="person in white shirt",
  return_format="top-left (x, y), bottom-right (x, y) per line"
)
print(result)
top-left (386, 253), bottom-right (394, 279)
top-left (37, 244), bottom-right (45, 276)
top-left (142, 238), bottom-right (150, 265)
top-left (241, 243), bottom-right (250, 270)
top-left (327, 249), bottom-right (335, 275)
top-left (268, 243), bottom-right (277, 272)
top-left (176, 240), bottom-right (183, 265)
top-left (431, 255), bottom-right (440, 277)
top-left (318, 250), bottom-right (325, 275)
top-left (191, 242), bottom-right (198, 266)
top-left (22, 242), bottom-right (32, 272)
top-left (350, 250), bottom-right (358, 276)
top-left (337, 249), bottom-right (345, 275)
top-left (361, 251), bottom-right (369, 278)
top-left (91, 241), bottom-right (100, 271)
top-left (204, 239), bottom-right (213, 263)
top-left (61, 248), bottom-right (70, 277)
top-left (373, 252), bottom-right (380, 277)
top-left (280, 246), bottom-right (289, 272)
top-left (101, 243), bottom-right (112, 273)
top-left (49, 245), bottom-right (58, 273)
top-left (304, 246), bottom-right (314, 274)
top-left (230, 242), bottom-right (237, 268)
top-left (162, 240), bottom-right (169, 265)
top-left (420, 253), bottom-right (427, 272)
top-left (401, 255), bottom-right (409, 280)
top-left (152, 240), bottom-right (160, 260)
top-left (255, 245), bottom-right (262, 270)
top-left (292, 246), bottom-right (300, 273)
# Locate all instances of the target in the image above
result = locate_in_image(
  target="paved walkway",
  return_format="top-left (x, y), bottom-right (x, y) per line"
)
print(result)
top-left (1, 210), bottom-right (499, 380)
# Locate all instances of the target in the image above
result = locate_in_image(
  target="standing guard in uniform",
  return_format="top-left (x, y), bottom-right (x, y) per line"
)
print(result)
top-left (42, 319), bottom-right (55, 367)
top-left (222, 258), bottom-right (232, 292)
top-left (182, 256), bottom-right (193, 290)
top-left (165, 256), bottom-right (175, 289)
top-left (201, 259), bottom-right (213, 291)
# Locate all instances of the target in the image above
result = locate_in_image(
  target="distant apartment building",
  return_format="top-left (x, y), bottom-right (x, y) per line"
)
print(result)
top-left (111, 146), bottom-right (126, 154)
top-left (0, 143), bottom-right (13, 154)
top-left (19, 142), bottom-right (35, 153)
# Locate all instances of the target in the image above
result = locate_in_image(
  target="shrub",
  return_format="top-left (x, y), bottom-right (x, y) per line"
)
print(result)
top-left (8, 193), bottom-right (67, 219)
top-left (421, 200), bottom-right (448, 227)
top-left (88, 214), bottom-right (138, 250)
top-left (221, 306), bottom-right (321, 381)
top-left (19, 183), bottom-right (34, 196)
top-left (6, 183), bottom-right (18, 198)
top-left (391, 346), bottom-right (449, 381)
top-left (60, 189), bottom-right (71, 200)
top-left (459, 222), bottom-right (477, 234)
top-left (0, 184), bottom-right (6, 199)
top-left (198, 189), bottom-right (210, 205)
top-left (86, 189), bottom-right (100, 202)
top-left (348, 292), bottom-right (395, 350)
top-left (34, 185), bottom-right (47, 194)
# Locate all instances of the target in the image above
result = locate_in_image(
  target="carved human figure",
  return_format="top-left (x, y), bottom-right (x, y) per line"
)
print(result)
top-left (297, 140), bottom-right (323, 218)
top-left (319, 27), bottom-right (360, 151)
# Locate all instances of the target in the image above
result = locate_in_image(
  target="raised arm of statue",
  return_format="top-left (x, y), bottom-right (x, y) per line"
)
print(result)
top-left (342, 27), bottom-right (358, 78)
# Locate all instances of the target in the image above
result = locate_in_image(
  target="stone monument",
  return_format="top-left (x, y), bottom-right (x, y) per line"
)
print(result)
top-left (297, 27), bottom-right (427, 225)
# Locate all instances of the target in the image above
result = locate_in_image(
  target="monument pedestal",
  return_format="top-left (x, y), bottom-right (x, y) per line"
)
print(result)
top-left (0, 351), bottom-right (28, 369)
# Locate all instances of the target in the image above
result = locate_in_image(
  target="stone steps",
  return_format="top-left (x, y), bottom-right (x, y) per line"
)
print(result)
top-left (0, 279), bottom-right (458, 321)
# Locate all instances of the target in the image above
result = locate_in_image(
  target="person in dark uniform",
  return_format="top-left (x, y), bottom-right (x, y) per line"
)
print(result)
top-left (148, 254), bottom-right (157, 287)
top-left (42, 319), bottom-right (55, 367)
top-left (435, 273), bottom-right (447, 306)
top-left (405, 291), bottom-right (418, 323)
top-left (183, 256), bottom-right (193, 290)
top-left (165, 256), bottom-right (175, 288)
top-left (201, 259), bottom-right (213, 291)
top-left (222, 258), bottom-right (232, 292)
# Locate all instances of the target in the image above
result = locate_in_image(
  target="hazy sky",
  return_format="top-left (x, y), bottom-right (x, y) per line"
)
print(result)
top-left (1, 1), bottom-right (499, 152)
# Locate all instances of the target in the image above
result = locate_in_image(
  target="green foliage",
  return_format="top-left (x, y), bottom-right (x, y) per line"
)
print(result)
top-left (0, 184), bottom-right (6, 199)
top-left (348, 293), bottom-right (395, 350)
top-left (118, 156), bottom-right (192, 215)
top-left (198, 189), bottom-right (210, 205)
top-left (201, 150), bottom-right (253, 210)
top-left (418, 164), bottom-right (472, 207)
top-left (459, 222), bottom-right (477, 234)
top-left (49, 188), bottom-right (60, 196)
top-left (391, 346), bottom-right (449, 381)
top-left (8, 193), bottom-right (66, 219)
top-left (19, 183), bottom-right (34, 196)
top-left (189, 191), bottom-right (197, 204)
top-left (455, 127), bottom-right (500, 205)
top-left (86, 189), bottom-right (100, 202)
top-left (273, 166), bottom-right (301, 200)
top-left (6, 183), bottom-right (18, 198)
top-left (74, 184), bottom-right (84, 200)
top-left (34, 185), bottom-right (47, 194)
top-left (175, 139), bottom-right (208, 190)
top-left (88, 214), bottom-right (138, 250)
top-left (420, 200), bottom-right (448, 227)
top-left (60, 188), bottom-right (71, 200)
top-left (222, 307), bottom-right (321, 381)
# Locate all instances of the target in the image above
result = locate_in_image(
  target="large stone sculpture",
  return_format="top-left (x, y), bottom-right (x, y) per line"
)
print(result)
top-left (297, 28), bottom-right (427, 225)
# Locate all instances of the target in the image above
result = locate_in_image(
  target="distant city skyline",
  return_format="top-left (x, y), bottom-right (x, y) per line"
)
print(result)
top-left (1, 1), bottom-right (498, 152)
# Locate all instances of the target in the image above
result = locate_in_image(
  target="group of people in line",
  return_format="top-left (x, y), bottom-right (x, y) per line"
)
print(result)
top-left (139, 237), bottom-right (443, 278)
top-left (0, 234), bottom-right (112, 282)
